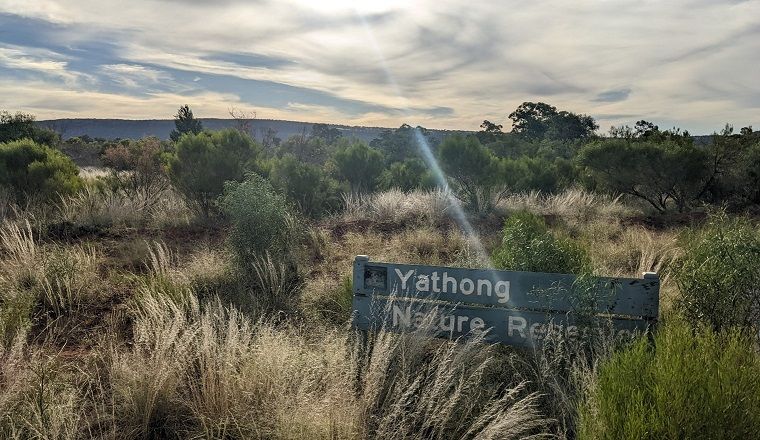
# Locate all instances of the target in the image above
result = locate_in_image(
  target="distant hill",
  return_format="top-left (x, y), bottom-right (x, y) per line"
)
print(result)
top-left (35, 118), bottom-right (715, 146)
top-left (37, 118), bottom-right (468, 144)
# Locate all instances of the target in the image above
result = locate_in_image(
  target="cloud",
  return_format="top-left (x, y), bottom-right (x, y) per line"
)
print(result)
top-left (0, 0), bottom-right (758, 133)
top-left (99, 63), bottom-right (172, 88)
top-left (0, 44), bottom-right (90, 85)
top-left (594, 89), bottom-right (632, 103)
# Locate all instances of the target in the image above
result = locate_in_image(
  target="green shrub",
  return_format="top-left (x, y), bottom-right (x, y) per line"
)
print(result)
top-left (0, 110), bottom-right (59, 146)
top-left (377, 159), bottom-right (436, 191)
top-left (329, 141), bottom-right (384, 192)
top-left (672, 213), bottom-right (760, 332)
top-left (268, 154), bottom-right (342, 218)
top-left (579, 318), bottom-right (760, 439)
top-left (0, 139), bottom-right (83, 203)
top-left (492, 211), bottom-right (590, 274)
top-left (168, 129), bottom-right (261, 216)
top-left (219, 173), bottom-right (296, 267)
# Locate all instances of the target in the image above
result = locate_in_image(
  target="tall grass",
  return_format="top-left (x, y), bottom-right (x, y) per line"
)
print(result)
top-left (0, 219), bottom-right (103, 345)
top-left (101, 285), bottom-right (552, 439)
top-left (497, 188), bottom-right (638, 225)
top-left (0, 331), bottom-right (84, 439)
top-left (58, 184), bottom-right (193, 229)
top-left (342, 188), bottom-right (455, 224)
top-left (358, 318), bottom-right (550, 439)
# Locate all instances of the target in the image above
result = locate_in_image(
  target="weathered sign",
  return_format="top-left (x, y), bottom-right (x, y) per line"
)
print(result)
top-left (352, 255), bottom-right (659, 348)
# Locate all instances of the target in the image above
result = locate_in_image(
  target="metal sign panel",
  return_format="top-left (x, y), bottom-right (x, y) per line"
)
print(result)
top-left (352, 255), bottom-right (659, 347)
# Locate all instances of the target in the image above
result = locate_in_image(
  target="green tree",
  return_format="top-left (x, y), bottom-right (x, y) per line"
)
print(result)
top-left (330, 141), bottom-right (384, 192)
top-left (277, 133), bottom-right (331, 164)
top-left (268, 154), bottom-right (342, 217)
top-left (370, 124), bottom-right (438, 164)
top-left (476, 120), bottom-right (505, 144)
top-left (508, 102), bottom-right (597, 140)
top-left (169, 105), bottom-right (203, 142)
top-left (377, 158), bottom-right (436, 191)
top-left (0, 111), bottom-right (60, 146)
top-left (578, 139), bottom-right (708, 212)
top-left (437, 135), bottom-right (507, 211)
top-left (311, 123), bottom-right (342, 145)
top-left (167, 129), bottom-right (261, 216)
top-left (0, 139), bottom-right (82, 203)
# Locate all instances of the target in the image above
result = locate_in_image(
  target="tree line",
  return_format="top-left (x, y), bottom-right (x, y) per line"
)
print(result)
top-left (1, 103), bottom-right (758, 218)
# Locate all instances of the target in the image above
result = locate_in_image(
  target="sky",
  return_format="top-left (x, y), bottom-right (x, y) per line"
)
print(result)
top-left (0, 0), bottom-right (758, 134)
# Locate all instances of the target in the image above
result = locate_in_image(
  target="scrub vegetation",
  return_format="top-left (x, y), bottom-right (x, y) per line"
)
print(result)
top-left (1, 104), bottom-right (759, 439)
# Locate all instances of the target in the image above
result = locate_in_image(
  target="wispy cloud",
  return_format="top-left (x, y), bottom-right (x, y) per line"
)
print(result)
top-left (99, 63), bottom-right (172, 88)
top-left (0, 0), bottom-right (758, 133)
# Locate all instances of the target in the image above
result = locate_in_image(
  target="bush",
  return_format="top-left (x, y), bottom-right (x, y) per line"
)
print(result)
top-left (0, 139), bottom-right (82, 204)
top-left (492, 211), bottom-right (590, 274)
top-left (377, 158), bottom-right (436, 191)
top-left (672, 213), bottom-right (760, 332)
top-left (330, 141), bottom-right (384, 192)
top-left (219, 174), bottom-right (297, 267)
top-left (0, 110), bottom-right (60, 146)
top-left (268, 154), bottom-right (342, 218)
top-left (579, 318), bottom-right (760, 439)
top-left (578, 139), bottom-right (708, 212)
top-left (168, 129), bottom-right (261, 216)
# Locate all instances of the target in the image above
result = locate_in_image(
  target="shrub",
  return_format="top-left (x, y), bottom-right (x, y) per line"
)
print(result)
top-left (672, 213), bottom-right (760, 332)
top-left (578, 139), bottom-right (709, 212)
top-left (219, 174), bottom-right (297, 267)
top-left (330, 141), bottom-right (384, 192)
top-left (438, 134), bottom-right (506, 213)
top-left (377, 158), bottom-right (436, 191)
top-left (0, 110), bottom-right (60, 146)
top-left (268, 154), bottom-right (342, 217)
top-left (168, 129), bottom-right (261, 217)
top-left (0, 139), bottom-right (83, 203)
top-left (492, 211), bottom-right (590, 274)
top-left (579, 318), bottom-right (760, 439)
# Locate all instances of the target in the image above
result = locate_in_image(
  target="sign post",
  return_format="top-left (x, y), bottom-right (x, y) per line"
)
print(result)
top-left (352, 255), bottom-right (659, 348)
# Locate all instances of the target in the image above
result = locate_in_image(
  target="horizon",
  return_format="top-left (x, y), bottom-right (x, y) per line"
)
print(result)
top-left (2, 1), bottom-right (758, 134)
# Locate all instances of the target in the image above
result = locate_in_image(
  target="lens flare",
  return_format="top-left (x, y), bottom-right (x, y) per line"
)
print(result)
top-left (355, 11), bottom-right (493, 267)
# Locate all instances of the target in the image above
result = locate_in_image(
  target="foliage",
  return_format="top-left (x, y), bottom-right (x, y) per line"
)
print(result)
top-left (492, 211), bottom-right (590, 274)
top-left (169, 104), bottom-right (203, 142)
top-left (672, 213), bottom-right (760, 332)
top-left (369, 123), bottom-right (438, 164)
top-left (377, 158), bottom-right (435, 191)
top-left (438, 134), bottom-right (506, 212)
top-left (219, 173), bottom-right (296, 266)
top-left (0, 139), bottom-right (83, 203)
top-left (0, 110), bottom-right (60, 146)
top-left (578, 138), bottom-right (709, 212)
top-left (700, 126), bottom-right (760, 207)
top-left (579, 318), bottom-right (760, 439)
top-left (168, 129), bottom-right (261, 216)
top-left (276, 132), bottom-right (332, 164)
top-left (268, 153), bottom-right (343, 217)
top-left (508, 102), bottom-right (598, 141)
top-left (311, 123), bottom-right (342, 144)
top-left (330, 141), bottom-right (384, 192)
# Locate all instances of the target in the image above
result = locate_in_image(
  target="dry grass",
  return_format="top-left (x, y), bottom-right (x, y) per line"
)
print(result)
top-left (58, 185), bottom-right (194, 229)
top-left (0, 332), bottom-right (85, 439)
top-left (78, 166), bottom-right (115, 181)
top-left (498, 188), bottom-right (639, 226)
top-left (342, 188), bottom-right (456, 224)
top-left (0, 219), bottom-right (105, 346)
top-left (103, 286), bottom-right (551, 439)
